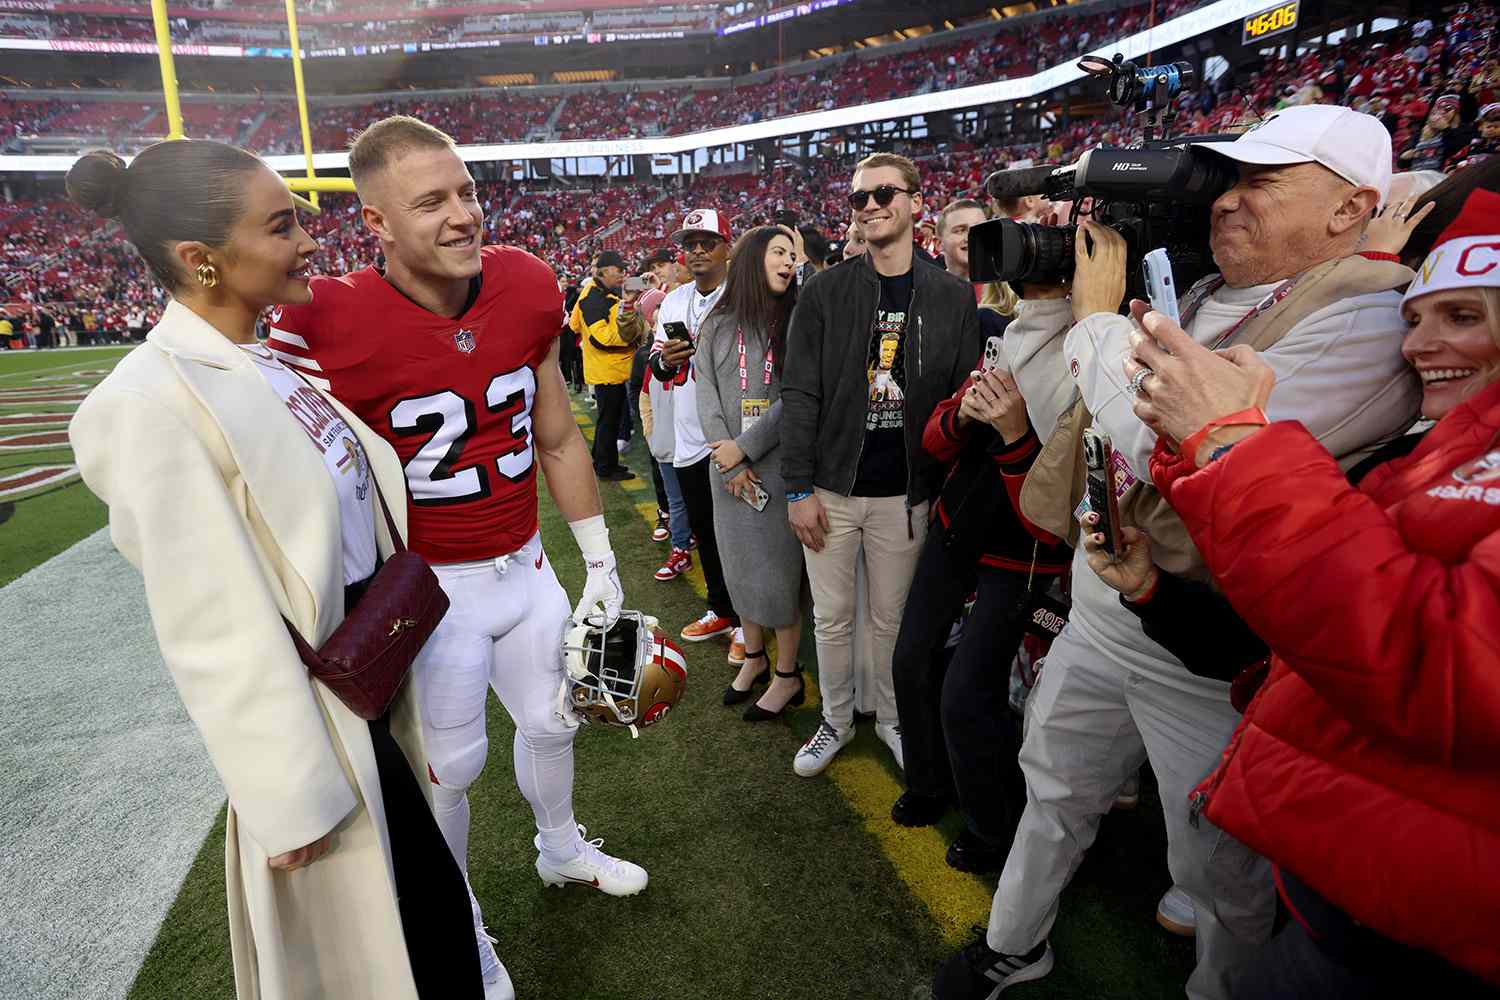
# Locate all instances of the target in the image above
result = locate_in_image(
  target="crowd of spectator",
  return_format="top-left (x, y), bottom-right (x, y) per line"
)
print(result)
top-left (3, 0), bottom-right (1209, 156)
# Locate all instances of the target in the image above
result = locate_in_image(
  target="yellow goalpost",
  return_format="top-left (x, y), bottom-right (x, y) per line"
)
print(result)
top-left (148, 0), bottom-right (354, 213)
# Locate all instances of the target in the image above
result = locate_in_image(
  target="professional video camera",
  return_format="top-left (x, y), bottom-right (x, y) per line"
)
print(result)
top-left (969, 52), bottom-right (1239, 298)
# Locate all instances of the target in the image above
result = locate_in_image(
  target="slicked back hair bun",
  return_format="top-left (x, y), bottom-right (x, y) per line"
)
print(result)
top-left (63, 139), bottom-right (265, 293)
top-left (65, 149), bottom-right (127, 221)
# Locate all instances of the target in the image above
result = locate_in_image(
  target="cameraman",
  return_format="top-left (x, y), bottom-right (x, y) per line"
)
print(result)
top-left (937, 105), bottom-right (1423, 1000)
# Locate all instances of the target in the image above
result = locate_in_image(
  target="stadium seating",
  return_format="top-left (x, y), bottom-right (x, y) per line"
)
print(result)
top-left (5, 7), bottom-right (1493, 322)
top-left (2, 0), bottom-right (1207, 153)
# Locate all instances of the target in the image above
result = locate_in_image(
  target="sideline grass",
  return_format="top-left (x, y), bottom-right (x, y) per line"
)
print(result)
top-left (0, 347), bottom-right (133, 585)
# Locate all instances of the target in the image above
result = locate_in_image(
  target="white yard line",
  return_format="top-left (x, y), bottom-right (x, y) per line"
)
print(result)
top-left (0, 530), bottom-right (223, 1000)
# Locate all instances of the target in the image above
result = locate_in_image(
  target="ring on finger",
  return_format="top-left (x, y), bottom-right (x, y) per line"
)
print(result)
top-left (1128, 367), bottom-right (1154, 396)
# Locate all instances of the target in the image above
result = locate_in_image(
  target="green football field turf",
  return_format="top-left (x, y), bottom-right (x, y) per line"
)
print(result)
top-left (1, 347), bottom-right (1194, 998)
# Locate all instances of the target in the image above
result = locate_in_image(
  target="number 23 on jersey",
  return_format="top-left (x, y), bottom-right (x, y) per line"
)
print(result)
top-left (389, 366), bottom-right (537, 505)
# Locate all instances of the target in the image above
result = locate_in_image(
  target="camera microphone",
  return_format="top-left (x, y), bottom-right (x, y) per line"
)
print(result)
top-left (984, 163), bottom-right (1071, 201)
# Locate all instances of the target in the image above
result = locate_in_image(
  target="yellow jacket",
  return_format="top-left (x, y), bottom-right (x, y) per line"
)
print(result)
top-left (573, 277), bottom-right (642, 385)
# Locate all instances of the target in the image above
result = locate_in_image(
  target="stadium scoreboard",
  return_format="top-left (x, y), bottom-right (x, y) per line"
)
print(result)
top-left (1240, 0), bottom-right (1299, 45)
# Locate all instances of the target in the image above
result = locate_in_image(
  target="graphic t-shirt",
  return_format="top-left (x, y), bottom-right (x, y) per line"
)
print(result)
top-left (851, 269), bottom-right (913, 497)
top-left (241, 343), bottom-right (378, 585)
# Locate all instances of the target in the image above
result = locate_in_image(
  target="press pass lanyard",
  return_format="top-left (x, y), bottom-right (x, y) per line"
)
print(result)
top-left (1177, 273), bottom-right (1303, 351)
top-left (737, 327), bottom-right (774, 393)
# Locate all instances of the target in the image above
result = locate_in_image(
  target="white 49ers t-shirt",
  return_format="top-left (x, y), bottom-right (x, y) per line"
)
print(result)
top-left (242, 343), bottom-right (378, 585)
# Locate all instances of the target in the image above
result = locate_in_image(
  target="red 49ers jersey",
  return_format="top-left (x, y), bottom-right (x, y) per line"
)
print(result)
top-left (268, 244), bottom-right (562, 564)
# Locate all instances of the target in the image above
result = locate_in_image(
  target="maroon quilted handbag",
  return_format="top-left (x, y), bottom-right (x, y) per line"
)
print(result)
top-left (283, 478), bottom-right (449, 721)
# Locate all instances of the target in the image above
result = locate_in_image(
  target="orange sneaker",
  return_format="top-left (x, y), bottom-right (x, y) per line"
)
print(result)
top-left (681, 611), bottom-right (734, 642)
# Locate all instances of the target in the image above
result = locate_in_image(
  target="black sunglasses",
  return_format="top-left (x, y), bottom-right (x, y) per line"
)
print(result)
top-left (848, 184), bottom-right (918, 211)
top-left (680, 235), bottom-right (723, 252)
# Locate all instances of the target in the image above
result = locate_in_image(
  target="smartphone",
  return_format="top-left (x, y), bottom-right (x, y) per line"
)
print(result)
top-left (663, 320), bottom-right (692, 343)
top-left (741, 481), bottom-right (770, 512)
top-left (981, 335), bottom-right (1005, 372)
top-left (1141, 248), bottom-right (1180, 326)
top-left (624, 275), bottom-right (650, 293)
top-left (1082, 428), bottom-right (1123, 556)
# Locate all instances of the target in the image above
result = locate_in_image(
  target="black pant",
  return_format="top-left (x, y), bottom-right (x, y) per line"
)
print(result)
top-left (674, 456), bottom-right (736, 620)
top-left (560, 334), bottom-right (584, 389)
top-left (345, 581), bottom-right (482, 999)
top-left (591, 382), bottom-right (627, 473)
top-left (892, 529), bottom-right (1035, 846)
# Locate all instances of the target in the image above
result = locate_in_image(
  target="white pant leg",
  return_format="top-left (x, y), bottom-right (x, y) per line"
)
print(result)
top-left (485, 534), bottom-right (579, 859)
top-left (858, 496), bottom-right (927, 726)
top-left (413, 562), bottom-right (525, 873)
top-left (803, 490), bottom-right (867, 733)
top-left (987, 623), bottom-right (1147, 954)
top-left (1125, 671), bottom-right (1275, 1000)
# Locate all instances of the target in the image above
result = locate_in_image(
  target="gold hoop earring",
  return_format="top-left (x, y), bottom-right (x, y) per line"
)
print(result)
top-left (195, 262), bottom-right (220, 289)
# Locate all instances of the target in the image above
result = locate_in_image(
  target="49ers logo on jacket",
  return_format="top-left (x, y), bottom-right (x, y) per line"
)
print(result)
top-left (1450, 449), bottom-right (1500, 486)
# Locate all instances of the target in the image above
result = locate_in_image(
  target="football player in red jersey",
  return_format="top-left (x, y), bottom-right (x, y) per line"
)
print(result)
top-left (267, 116), bottom-right (644, 1000)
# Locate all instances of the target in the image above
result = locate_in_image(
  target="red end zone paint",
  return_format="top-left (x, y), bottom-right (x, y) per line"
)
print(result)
top-left (0, 414), bottom-right (70, 427)
top-left (0, 431), bottom-right (69, 450)
top-left (0, 465), bottom-right (77, 499)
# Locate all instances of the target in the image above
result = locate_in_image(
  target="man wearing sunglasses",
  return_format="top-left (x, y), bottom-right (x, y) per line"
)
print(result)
top-left (648, 208), bottom-right (742, 647)
top-left (781, 153), bottom-right (985, 778)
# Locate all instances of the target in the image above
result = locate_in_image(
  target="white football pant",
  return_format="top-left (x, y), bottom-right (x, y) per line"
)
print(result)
top-left (412, 531), bottom-right (581, 875)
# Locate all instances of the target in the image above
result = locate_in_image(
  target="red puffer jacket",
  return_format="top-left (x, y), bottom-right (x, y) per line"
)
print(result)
top-left (1151, 377), bottom-right (1500, 986)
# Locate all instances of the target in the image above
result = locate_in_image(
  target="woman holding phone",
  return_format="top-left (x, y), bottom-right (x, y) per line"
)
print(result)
top-left (65, 142), bottom-right (485, 1000)
top-left (695, 226), bottom-right (808, 719)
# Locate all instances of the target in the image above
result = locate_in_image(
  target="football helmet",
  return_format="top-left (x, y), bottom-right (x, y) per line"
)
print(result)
top-left (562, 610), bottom-right (687, 737)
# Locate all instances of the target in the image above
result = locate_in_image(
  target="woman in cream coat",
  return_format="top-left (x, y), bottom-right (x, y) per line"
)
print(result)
top-left (65, 142), bottom-right (484, 999)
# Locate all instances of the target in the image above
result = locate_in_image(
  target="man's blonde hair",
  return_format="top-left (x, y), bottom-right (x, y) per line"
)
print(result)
top-left (854, 152), bottom-right (921, 193)
top-left (347, 115), bottom-right (456, 191)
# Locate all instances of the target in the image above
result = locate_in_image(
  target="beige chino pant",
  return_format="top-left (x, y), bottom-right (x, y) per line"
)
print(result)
top-left (803, 490), bottom-right (927, 733)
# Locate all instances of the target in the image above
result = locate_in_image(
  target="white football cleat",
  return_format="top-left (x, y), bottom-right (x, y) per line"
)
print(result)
top-left (476, 928), bottom-right (514, 1000)
top-left (534, 825), bottom-right (648, 897)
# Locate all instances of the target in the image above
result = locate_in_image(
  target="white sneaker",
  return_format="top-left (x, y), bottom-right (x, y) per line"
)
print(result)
top-left (1156, 885), bottom-right (1197, 937)
top-left (616, 437), bottom-right (630, 453)
top-left (478, 929), bottom-right (515, 1000)
top-left (793, 721), bottom-right (854, 777)
top-left (874, 721), bottom-right (903, 771)
top-left (535, 825), bottom-right (649, 897)
top-left (467, 880), bottom-right (515, 999)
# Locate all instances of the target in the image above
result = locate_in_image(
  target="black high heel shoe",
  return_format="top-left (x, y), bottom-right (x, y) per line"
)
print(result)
top-left (742, 664), bottom-right (806, 722)
top-left (722, 650), bottom-right (770, 705)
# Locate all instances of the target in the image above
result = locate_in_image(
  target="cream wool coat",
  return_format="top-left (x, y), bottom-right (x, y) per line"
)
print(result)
top-left (70, 300), bottom-right (432, 1000)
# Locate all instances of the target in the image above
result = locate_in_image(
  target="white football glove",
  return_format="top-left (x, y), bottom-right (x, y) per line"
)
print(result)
top-left (569, 514), bottom-right (624, 626)
top-left (574, 551), bottom-right (624, 627)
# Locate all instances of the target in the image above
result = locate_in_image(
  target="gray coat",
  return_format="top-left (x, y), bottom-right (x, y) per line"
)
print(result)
top-left (695, 310), bottom-right (804, 628)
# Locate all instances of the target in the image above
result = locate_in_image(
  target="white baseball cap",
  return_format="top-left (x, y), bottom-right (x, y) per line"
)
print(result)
top-left (672, 208), bottom-right (732, 244)
top-left (1192, 104), bottom-right (1393, 205)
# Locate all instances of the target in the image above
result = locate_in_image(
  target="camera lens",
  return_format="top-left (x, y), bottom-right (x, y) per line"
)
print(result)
top-left (974, 219), bottom-right (1076, 285)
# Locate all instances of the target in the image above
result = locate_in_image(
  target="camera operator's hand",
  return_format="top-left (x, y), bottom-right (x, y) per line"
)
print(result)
top-left (1126, 311), bottom-right (1276, 464)
top-left (1071, 220), bottom-right (1129, 323)
top-left (1081, 513), bottom-right (1159, 602)
top-left (659, 337), bottom-right (695, 369)
top-left (1363, 193), bottom-right (1436, 256)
